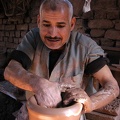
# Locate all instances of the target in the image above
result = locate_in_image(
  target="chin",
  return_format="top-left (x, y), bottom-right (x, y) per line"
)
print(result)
top-left (45, 44), bottom-right (62, 50)
top-left (48, 46), bottom-right (61, 50)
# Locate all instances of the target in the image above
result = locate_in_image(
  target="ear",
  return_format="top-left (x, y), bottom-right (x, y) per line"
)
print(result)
top-left (37, 14), bottom-right (40, 27)
top-left (70, 17), bottom-right (76, 31)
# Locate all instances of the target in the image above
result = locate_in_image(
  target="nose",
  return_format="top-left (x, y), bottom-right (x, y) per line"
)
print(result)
top-left (49, 27), bottom-right (57, 37)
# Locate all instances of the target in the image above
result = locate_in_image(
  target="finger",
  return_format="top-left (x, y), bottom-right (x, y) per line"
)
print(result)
top-left (66, 88), bottom-right (82, 94)
top-left (59, 83), bottom-right (76, 92)
top-left (63, 93), bottom-right (80, 105)
top-left (63, 96), bottom-right (74, 105)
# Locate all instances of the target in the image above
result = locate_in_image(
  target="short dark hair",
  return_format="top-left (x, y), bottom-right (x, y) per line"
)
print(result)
top-left (39, 0), bottom-right (73, 19)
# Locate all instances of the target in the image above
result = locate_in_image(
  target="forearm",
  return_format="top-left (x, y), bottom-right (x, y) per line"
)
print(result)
top-left (90, 81), bottom-right (119, 111)
top-left (4, 60), bottom-right (38, 92)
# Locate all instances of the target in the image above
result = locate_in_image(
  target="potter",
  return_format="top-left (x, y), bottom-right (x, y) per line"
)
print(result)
top-left (4, 0), bottom-right (119, 120)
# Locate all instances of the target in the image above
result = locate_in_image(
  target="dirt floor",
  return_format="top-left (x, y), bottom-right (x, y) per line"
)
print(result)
top-left (0, 69), bottom-right (22, 120)
top-left (0, 92), bottom-right (22, 120)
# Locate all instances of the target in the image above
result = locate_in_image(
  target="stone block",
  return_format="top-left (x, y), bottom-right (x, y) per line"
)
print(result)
top-left (24, 17), bottom-right (31, 23)
top-left (118, 0), bottom-right (120, 8)
top-left (3, 19), bottom-right (8, 24)
top-left (4, 37), bottom-right (8, 42)
top-left (30, 8), bottom-right (39, 17)
top-left (116, 41), bottom-right (120, 47)
top-left (18, 38), bottom-right (23, 44)
top-left (8, 37), bottom-right (14, 43)
top-left (92, 38), bottom-right (100, 45)
top-left (31, 17), bottom-right (37, 23)
top-left (92, 0), bottom-right (117, 10)
top-left (14, 38), bottom-right (19, 44)
top-left (100, 38), bottom-right (114, 47)
top-left (5, 25), bottom-right (15, 31)
top-left (0, 31), bottom-right (4, 37)
top-left (6, 42), bottom-right (17, 49)
top-left (105, 30), bottom-right (120, 41)
top-left (0, 37), bottom-right (3, 42)
top-left (86, 111), bottom-right (120, 120)
top-left (17, 24), bottom-right (28, 31)
top-left (5, 32), bottom-right (9, 37)
top-left (15, 31), bottom-right (20, 38)
top-left (94, 10), bottom-right (107, 19)
top-left (0, 19), bottom-right (2, 24)
top-left (88, 20), bottom-right (114, 29)
top-left (0, 25), bottom-right (4, 30)
top-left (0, 42), bottom-right (5, 47)
top-left (69, 0), bottom-right (85, 16)
top-left (74, 19), bottom-right (85, 33)
top-left (107, 10), bottom-right (119, 20)
top-left (10, 31), bottom-right (15, 37)
top-left (90, 29), bottom-right (105, 37)
top-left (21, 31), bottom-right (27, 38)
top-left (0, 13), bottom-right (5, 18)
top-left (17, 19), bottom-right (24, 24)
top-left (115, 21), bottom-right (120, 30)
top-left (29, 23), bottom-right (37, 30)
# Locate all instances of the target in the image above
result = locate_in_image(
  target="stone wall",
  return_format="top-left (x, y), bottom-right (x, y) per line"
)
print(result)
top-left (0, 0), bottom-right (120, 67)
top-left (0, 0), bottom-right (120, 60)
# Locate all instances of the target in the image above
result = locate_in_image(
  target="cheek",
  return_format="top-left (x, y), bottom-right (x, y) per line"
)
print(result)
top-left (40, 28), bottom-right (48, 36)
top-left (61, 29), bottom-right (71, 38)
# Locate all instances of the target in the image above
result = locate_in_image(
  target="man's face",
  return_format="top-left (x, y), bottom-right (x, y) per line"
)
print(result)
top-left (37, 7), bottom-right (76, 50)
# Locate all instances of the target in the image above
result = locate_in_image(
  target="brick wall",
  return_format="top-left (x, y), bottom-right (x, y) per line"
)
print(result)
top-left (0, 0), bottom-right (40, 57)
top-left (90, 0), bottom-right (120, 48)
top-left (0, 0), bottom-right (120, 63)
top-left (83, 0), bottom-right (120, 64)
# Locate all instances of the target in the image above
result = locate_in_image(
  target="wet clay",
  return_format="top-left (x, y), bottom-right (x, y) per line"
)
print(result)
top-left (27, 96), bottom-right (83, 120)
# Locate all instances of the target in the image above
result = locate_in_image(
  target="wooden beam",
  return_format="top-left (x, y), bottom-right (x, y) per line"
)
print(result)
top-left (101, 46), bottom-right (120, 52)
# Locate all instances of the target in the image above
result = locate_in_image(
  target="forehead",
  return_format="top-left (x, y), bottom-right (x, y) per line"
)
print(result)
top-left (40, 2), bottom-right (71, 16)
top-left (40, 8), bottom-right (70, 22)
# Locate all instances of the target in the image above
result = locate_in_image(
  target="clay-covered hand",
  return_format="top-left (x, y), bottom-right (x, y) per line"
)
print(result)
top-left (33, 78), bottom-right (62, 108)
top-left (62, 88), bottom-right (92, 113)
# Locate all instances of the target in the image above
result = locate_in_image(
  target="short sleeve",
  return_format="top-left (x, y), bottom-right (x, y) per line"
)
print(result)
top-left (85, 40), bottom-right (105, 64)
top-left (17, 28), bottom-right (39, 61)
top-left (83, 36), bottom-right (107, 75)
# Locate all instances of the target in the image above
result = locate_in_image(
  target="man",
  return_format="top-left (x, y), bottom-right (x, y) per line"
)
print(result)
top-left (4, 0), bottom-right (119, 120)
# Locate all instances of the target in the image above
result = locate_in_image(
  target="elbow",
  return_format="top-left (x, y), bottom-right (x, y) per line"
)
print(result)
top-left (105, 80), bottom-right (119, 99)
top-left (115, 83), bottom-right (119, 98)
top-left (4, 66), bottom-right (10, 81)
top-left (112, 80), bottom-right (120, 99)
top-left (4, 60), bottom-right (14, 81)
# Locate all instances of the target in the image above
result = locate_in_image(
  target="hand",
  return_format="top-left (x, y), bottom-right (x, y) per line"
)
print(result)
top-left (62, 88), bottom-right (92, 113)
top-left (33, 78), bottom-right (62, 108)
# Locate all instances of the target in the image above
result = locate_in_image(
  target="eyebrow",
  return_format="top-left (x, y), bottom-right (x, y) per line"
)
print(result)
top-left (42, 20), bottom-right (66, 25)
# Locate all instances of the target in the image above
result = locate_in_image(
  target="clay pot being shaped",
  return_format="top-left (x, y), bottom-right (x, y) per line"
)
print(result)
top-left (27, 96), bottom-right (83, 120)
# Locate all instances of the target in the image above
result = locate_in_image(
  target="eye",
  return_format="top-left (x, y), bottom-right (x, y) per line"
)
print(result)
top-left (57, 25), bottom-right (65, 28)
top-left (43, 24), bottom-right (50, 27)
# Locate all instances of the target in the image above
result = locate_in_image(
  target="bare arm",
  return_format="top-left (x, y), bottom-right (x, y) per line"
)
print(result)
top-left (62, 65), bottom-right (119, 113)
top-left (4, 60), bottom-right (75, 107)
top-left (4, 60), bottom-right (62, 107)
top-left (90, 65), bottom-right (119, 111)
top-left (4, 60), bottom-right (37, 91)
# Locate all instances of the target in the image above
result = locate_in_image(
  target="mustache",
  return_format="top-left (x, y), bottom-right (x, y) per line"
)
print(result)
top-left (45, 36), bottom-right (62, 40)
